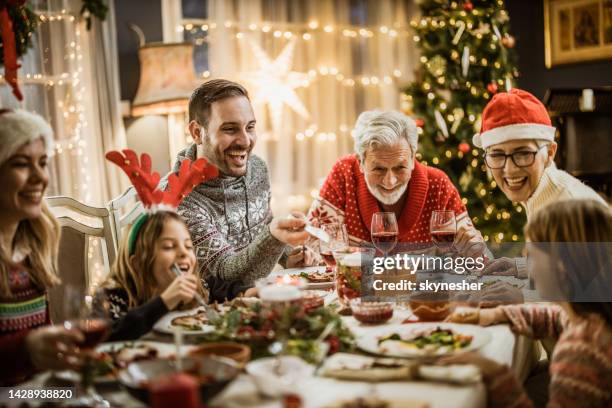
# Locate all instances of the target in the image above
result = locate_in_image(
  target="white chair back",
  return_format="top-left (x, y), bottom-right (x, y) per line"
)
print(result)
top-left (46, 196), bottom-right (115, 322)
top-left (108, 186), bottom-right (145, 250)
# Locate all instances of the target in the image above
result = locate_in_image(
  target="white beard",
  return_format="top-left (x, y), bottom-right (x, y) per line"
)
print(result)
top-left (365, 178), bottom-right (408, 205)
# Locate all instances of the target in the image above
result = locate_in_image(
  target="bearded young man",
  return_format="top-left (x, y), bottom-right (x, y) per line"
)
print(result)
top-left (173, 79), bottom-right (314, 286)
top-left (307, 110), bottom-right (485, 257)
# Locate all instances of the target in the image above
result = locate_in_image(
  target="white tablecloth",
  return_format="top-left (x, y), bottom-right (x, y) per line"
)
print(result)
top-left (212, 309), bottom-right (534, 408)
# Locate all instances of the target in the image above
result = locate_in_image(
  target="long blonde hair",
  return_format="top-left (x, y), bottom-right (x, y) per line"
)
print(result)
top-left (105, 211), bottom-right (207, 308)
top-left (0, 203), bottom-right (61, 297)
top-left (525, 199), bottom-right (612, 325)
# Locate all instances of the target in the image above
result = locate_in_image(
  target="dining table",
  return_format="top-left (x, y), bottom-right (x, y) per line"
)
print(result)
top-left (10, 276), bottom-right (538, 408)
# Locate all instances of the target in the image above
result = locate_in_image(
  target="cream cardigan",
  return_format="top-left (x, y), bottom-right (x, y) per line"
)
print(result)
top-left (525, 163), bottom-right (607, 219)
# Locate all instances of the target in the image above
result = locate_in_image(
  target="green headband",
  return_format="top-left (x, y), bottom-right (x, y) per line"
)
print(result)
top-left (128, 213), bottom-right (149, 255)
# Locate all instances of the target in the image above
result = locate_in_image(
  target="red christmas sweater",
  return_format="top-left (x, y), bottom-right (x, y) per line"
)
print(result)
top-left (307, 154), bottom-right (469, 245)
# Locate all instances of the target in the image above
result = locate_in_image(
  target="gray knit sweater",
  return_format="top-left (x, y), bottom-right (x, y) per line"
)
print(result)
top-left (172, 144), bottom-right (288, 284)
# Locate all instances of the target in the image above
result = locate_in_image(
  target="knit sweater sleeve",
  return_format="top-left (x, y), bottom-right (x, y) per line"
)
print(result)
top-left (105, 288), bottom-right (169, 342)
top-left (180, 203), bottom-right (286, 283)
top-left (318, 159), bottom-right (348, 212)
top-left (500, 304), bottom-right (566, 340)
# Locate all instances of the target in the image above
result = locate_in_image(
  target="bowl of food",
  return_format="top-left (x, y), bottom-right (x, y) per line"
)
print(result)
top-left (189, 342), bottom-right (251, 367)
top-left (408, 290), bottom-right (452, 321)
top-left (117, 355), bottom-right (239, 404)
top-left (350, 299), bottom-right (394, 325)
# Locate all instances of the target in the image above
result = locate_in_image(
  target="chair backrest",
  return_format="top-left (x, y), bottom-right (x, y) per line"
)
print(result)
top-left (46, 196), bottom-right (116, 322)
top-left (107, 186), bottom-right (145, 250)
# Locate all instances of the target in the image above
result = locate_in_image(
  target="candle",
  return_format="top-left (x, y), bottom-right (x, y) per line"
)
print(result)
top-left (260, 284), bottom-right (301, 302)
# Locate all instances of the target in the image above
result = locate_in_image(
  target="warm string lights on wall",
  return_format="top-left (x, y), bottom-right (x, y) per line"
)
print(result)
top-left (176, 19), bottom-right (410, 40)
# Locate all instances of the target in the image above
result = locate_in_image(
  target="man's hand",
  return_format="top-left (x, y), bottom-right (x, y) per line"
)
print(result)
top-left (454, 224), bottom-right (487, 259)
top-left (481, 257), bottom-right (517, 276)
top-left (285, 246), bottom-right (317, 268)
top-left (270, 212), bottom-right (310, 247)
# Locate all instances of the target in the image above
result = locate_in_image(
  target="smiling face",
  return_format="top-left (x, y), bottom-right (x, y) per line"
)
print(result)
top-left (0, 138), bottom-right (49, 225)
top-left (151, 218), bottom-right (197, 291)
top-left (486, 139), bottom-right (556, 202)
top-left (192, 96), bottom-right (256, 177)
top-left (362, 138), bottom-right (415, 205)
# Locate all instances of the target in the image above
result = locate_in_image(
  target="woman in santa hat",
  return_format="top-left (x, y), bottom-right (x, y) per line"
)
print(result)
top-left (0, 109), bottom-right (86, 385)
top-left (474, 88), bottom-right (607, 277)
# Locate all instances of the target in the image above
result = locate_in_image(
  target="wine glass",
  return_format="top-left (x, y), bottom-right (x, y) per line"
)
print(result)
top-left (430, 210), bottom-right (457, 254)
top-left (371, 212), bottom-right (398, 257)
top-left (319, 223), bottom-right (349, 269)
top-left (63, 286), bottom-right (111, 408)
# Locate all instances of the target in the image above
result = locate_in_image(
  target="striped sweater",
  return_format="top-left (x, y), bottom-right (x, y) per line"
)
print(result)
top-left (0, 262), bottom-right (50, 385)
top-left (486, 304), bottom-right (612, 407)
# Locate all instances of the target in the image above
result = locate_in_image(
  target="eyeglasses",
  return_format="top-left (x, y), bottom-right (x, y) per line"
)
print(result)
top-left (484, 145), bottom-right (547, 169)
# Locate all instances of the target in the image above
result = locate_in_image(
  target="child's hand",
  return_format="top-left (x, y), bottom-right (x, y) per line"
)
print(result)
top-left (161, 274), bottom-right (198, 310)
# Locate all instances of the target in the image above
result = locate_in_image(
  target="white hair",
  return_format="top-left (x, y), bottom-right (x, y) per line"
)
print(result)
top-left (352, 110), bottom-right (418, 163)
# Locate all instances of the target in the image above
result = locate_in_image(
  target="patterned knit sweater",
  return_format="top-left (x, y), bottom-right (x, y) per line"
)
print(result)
top-left (307, 155), bottom-right (469, 245)
top-left (174, 144), bottom-right (288, 284)
top-left (0, 262), bottom-right (49, 385)
top-left (486, 304), bottom-right (612, 407)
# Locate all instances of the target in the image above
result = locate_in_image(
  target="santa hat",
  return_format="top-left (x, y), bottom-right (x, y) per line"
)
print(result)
top-left (472, 88), bottom-right (555, 149)
top-left (0, 109), bottom-right (54, 165)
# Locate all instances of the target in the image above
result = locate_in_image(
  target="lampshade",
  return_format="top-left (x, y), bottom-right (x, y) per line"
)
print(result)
top-left (131, 42), bottom-right (201, 117)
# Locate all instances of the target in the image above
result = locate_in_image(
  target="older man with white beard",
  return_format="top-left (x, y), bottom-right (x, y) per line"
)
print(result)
top-left (307, 110), bottom-right (484, 256)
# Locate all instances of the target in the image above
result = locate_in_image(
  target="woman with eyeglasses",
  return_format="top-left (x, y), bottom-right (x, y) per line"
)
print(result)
top-left (473, 88), bottom-right (606, 278)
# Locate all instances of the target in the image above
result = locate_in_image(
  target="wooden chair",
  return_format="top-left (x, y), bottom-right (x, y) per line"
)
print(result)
top-left (45, 196), bottom-right (116, 322)
top-left (107, 186), bottom-right (145, 251)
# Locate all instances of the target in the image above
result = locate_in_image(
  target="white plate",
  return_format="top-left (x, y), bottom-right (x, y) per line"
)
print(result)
top-left (54, 341), bottom-right (196, 384)
top-left (356, 323), bottom-right (491, 359)
top-left (275, 266), bottom-right (334, 290)
top-left (153, 308), bottom-right (216, 335)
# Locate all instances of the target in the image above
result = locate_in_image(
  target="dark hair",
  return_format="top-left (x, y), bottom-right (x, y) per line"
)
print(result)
top-left (525, 199), bottom-right (612, 327)
top-left (188, 79), bottom-right (249, 127)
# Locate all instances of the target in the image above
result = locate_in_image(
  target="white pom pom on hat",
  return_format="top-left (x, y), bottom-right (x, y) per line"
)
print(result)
top-left (0, 109), bottom-right (54, 165)
top-left (472, 88), bottom-right (555, 149)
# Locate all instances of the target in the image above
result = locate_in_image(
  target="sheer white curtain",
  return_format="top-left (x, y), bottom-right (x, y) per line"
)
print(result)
top-left (0, 0), bottom-right (127, 205)
top-left (179, 0), bottom-right (419, 214)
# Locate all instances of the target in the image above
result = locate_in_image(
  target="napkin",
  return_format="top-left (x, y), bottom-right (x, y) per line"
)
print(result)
top-left (320, 353), bottom-right (481, 384)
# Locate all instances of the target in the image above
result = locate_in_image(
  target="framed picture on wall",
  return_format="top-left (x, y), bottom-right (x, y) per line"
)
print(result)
top-left (544, 0), bottom-right (612, 67)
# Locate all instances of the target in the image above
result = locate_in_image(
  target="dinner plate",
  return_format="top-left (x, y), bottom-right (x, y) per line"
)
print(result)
top-left (153, 308), bottom-right (216, 335)
top-left (356, 323), bottom-right (491, 359)
top-left (53, 340), bottom-right (196, 384)
top-left (275, 266), bottom-right (334, 290)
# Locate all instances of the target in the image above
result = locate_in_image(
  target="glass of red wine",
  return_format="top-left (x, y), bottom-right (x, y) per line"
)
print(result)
top-left (63, 286), bottom-right (111, 408)
top-left (430, 210), bottom-right (457, 254)
top-left (319, 222), bottom-right (349, 269)
top-left (371, 212), bottom-right (399, 257)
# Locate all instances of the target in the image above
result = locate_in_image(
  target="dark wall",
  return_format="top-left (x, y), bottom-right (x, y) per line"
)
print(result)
top-left (115, 0), bottom-right (164, 101)
top-left (506, 0), bottom-right (612, 100)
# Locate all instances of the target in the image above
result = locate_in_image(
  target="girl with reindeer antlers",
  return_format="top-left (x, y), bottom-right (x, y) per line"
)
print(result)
top-left (102, 149), bottom-right (251, 341)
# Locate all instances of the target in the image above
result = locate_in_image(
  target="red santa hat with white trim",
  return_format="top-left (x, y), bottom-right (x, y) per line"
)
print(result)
top-left (472, 88), bottom-right (556, 149)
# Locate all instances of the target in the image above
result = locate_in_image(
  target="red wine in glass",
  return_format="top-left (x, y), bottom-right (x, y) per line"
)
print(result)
top-left (430, 210), bottom-right (457, 253)
top-left (371, 212), bottom-right (399, 257)
top-left (371, 231), bottom-right (398, 255)
top-left (74, 318), bottom-right (110, 349)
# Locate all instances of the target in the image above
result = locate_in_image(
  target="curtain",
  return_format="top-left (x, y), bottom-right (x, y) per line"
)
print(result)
top-left (204, 0), bottom-right (419, 215)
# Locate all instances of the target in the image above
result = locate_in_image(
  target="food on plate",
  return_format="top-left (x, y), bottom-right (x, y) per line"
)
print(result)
top-left (299, 270), bottom-right (334, 283)
top-left (377, 327), bottom-right (473, 355)
top-left (171, 310), bottom-right (209, 331)
top-left (92, 343), bottom-right (159, 378)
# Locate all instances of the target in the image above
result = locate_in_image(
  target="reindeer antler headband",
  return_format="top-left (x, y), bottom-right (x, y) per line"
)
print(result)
top-left (106, 149), bottom-right (219, 253)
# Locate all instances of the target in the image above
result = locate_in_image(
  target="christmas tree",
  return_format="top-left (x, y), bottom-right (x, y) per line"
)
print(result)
top-left (403, 0), bottom-right (525, 243)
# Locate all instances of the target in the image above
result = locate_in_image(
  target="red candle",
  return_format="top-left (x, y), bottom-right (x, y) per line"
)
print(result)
top-left (150, 373), bottom-right (201, 408)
